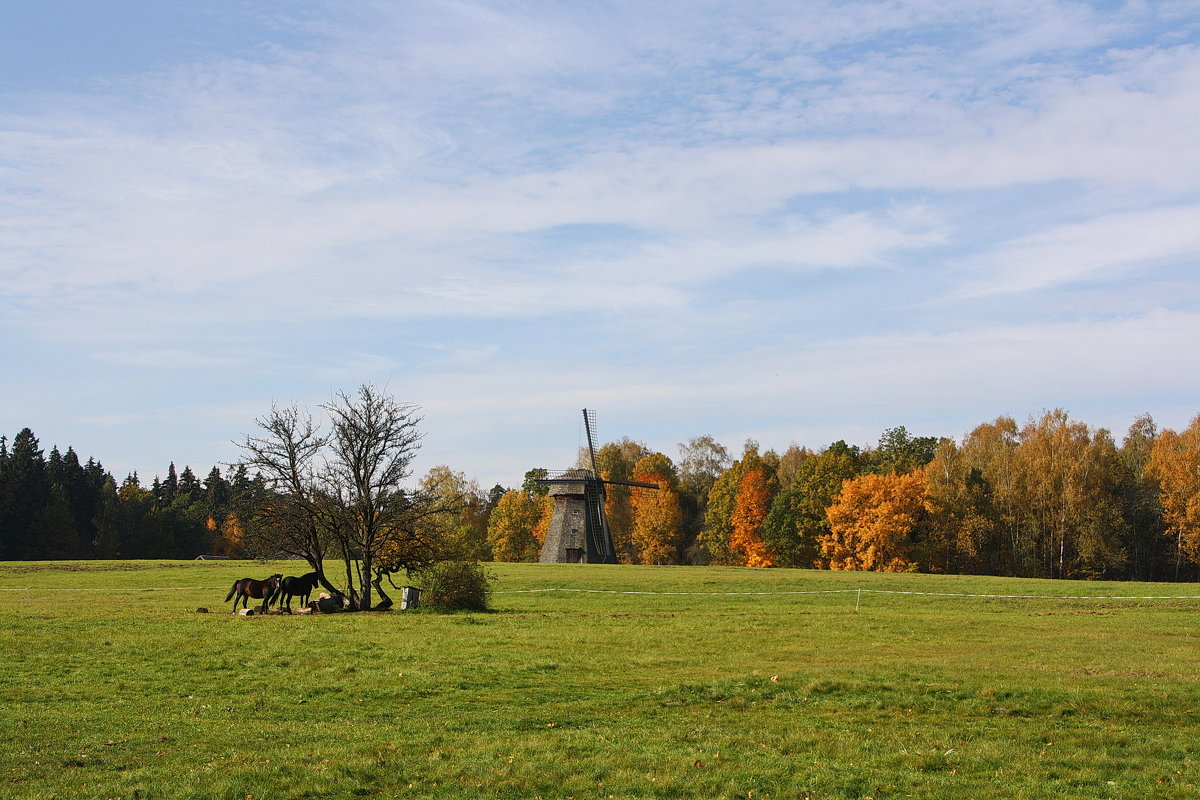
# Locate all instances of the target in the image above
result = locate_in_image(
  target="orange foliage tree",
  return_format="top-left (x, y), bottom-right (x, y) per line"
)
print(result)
top-left (730, 467), bottom-right (774, 567)
top-left (1146, 415), bottom-right (1200, 568)
top-left (821, 471), bottom-right (928, 572)
top-left (630, 453), bottom-right (684, 565)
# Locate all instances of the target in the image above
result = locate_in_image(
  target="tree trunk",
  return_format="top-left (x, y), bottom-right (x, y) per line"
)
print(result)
top-left (359, 551), bottom-right (373, 610)
top-left (372, 572), bottom-right (393, 610)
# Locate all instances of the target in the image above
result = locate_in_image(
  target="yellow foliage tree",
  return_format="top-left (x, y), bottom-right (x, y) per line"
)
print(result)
top-left (1146, 415), bottom-right (1200, 568)
top-left (821, 471), bottom-right (928, 572)
top-left (414, 465), bottom-right (489, 560)
top-left (730, 468), bottom-right (774, 567)
top-left (219, 513), bottom-right (246, 558)
top-left (486, 490), bottom-right (542, 562)
top-left (630, 453), bottom-right (684, 565)
top-left (531, 494), bottom-right (554, 546)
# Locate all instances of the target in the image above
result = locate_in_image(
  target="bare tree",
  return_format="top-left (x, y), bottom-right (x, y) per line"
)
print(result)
top-left (235, 404), bottom-right (341, 593)
top-left (236, 384), bottom-right (457, 610)
top-left (321, 384), bottom-right (439, 610)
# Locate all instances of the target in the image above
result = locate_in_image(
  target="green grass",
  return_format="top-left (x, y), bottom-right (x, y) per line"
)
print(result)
top-left (2, 561), bottom-right (1199, 799)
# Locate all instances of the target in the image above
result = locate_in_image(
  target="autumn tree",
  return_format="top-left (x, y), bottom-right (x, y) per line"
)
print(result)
top-left (1146, 415), bottom-right (1200, 577)
top-left (730, 466), bottom-right (774, 567)
top-left (761, 441), bottom-right (863, 568)
top-left (591, 438), bottom-right (651, 564)
top-left (700, 440), bottom-right (773, 565)
top-left (414, 466), bottom-right (489, 560)
top-left (955, 417), bottom-right (1024, 573)
top-left (630, 453), bottom-right (683, 564)
top-left (822, 471), bottom-right (928, 572)
top-left (1013, 410), bottom-right (1129, 579)
top-left (923, 438), bottom-right (998, 574)
top-left (486, 489), bottom-right (543, 562)
top-left (925, 411), bottom-right (1132, 579)
top-left (530, 492), bottom-right (555, 549)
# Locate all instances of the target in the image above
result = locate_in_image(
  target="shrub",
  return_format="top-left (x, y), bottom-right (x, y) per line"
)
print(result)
top-left (417, 560), bottom-right (491, 612)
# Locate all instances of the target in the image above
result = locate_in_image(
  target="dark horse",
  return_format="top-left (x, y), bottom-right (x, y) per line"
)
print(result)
top-left (224, 574), bottom-right (282, 613)
top-left (277, 572), bottom-right (320, 612)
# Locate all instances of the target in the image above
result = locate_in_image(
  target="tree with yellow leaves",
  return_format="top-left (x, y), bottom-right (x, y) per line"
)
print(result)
top-left (821, 471), bottom-right (928, 572)
top-left (531, 493), bottom-right (555, 547)
top-left (486, 489), bottom-right (543, 562)
top-left (630, 453), bottom-right (683, 564)
top-left (411, 465), bottom-right (490, 560)
top-left (1146, 414), bottom-right (1200, 576)
top-left (208, 512), bottom-right (246, 557)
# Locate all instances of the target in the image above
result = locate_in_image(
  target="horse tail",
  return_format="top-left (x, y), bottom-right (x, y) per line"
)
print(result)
top-left (224, 580), bottom-right (239, 602)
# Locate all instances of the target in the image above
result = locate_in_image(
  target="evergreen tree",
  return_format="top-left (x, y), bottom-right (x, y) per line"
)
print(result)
top-left (159, 462), bottom-right (179, 507)
top-left (178, 466), bottom-right (201, 499)
top-left (0, 436), bottom-right (9, 558)
top-left (3, 429), bottom-right (52, 559)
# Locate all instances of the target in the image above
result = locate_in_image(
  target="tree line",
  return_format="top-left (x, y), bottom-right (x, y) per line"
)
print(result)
top-left (4, 406), bottom-right (1200, 582)
top-left (484, 410), bottom-right (1200, 582)
top-left (0, 428), bottom-right (258, 561)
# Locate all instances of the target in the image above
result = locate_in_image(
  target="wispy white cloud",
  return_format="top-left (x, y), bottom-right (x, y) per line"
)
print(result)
top-left (957, 205), bottom-right (1200, 297)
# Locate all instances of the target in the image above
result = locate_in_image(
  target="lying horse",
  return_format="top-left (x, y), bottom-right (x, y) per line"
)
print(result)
top-left (277, 571), bottom-right (320, 612)
top-left (225, 574), bottom-right (282, 614)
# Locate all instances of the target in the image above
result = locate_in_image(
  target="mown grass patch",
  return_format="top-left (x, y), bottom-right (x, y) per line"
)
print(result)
top-left (1, 561), bottom-right (1199, 798)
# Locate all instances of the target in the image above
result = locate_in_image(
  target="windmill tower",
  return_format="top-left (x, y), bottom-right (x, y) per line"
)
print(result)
top-left (538, 409), bottom-right (658, 564)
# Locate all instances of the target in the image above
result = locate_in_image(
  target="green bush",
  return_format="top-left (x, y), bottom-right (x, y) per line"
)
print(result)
top-left (416, 560), bottom-right (491, 611)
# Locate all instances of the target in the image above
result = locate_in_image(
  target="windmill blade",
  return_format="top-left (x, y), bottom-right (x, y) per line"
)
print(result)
top-left (583, 408), bottom-right (600, 475)
top-left (601, 478), bottom-right (660, 490)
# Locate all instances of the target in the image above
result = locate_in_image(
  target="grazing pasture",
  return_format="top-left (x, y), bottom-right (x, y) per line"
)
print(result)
top-left (1, 561), bottom-right (1198, 799)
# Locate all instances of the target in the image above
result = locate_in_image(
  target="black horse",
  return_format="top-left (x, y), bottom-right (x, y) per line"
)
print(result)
top-left (277, 572), bottom-right (320, 612)
top-left (224, 574), bottom-right (282, 613)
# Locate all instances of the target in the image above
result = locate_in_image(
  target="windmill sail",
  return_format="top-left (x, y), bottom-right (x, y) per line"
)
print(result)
top-left (582, 409), bottom-right (614, 562)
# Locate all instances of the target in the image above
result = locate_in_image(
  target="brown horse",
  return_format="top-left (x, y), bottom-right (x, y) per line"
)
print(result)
top-left (277, 572), bottom-right (320, 612)
top-left (224, 574), bottom-right (282, 613)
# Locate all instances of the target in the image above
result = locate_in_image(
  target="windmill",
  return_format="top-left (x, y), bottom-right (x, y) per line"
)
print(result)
top-left (537, 409), bottom-right (658, 564)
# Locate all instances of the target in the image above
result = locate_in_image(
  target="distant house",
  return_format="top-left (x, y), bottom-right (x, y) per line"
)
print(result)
top-left (195, 555), bottom-right (232, 560)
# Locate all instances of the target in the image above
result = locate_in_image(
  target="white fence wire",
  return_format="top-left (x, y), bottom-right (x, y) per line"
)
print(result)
top-left (3, 585), bottom-right (1200, 600)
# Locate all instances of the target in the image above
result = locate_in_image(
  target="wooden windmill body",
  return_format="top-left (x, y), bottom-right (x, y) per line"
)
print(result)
top-left (538, 410), bottom-right (658, 564)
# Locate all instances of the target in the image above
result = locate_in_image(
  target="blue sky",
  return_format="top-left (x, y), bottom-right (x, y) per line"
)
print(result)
top-left (2, 1), bottom-right (1199, 489)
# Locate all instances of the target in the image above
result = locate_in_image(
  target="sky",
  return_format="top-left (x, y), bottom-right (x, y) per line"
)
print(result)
top-left (2, 0), bottom-right (1199, 490)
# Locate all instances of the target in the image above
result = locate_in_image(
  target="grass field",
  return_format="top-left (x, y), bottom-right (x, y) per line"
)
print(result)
top-left (2, 561), bottom-right (1199, 799)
